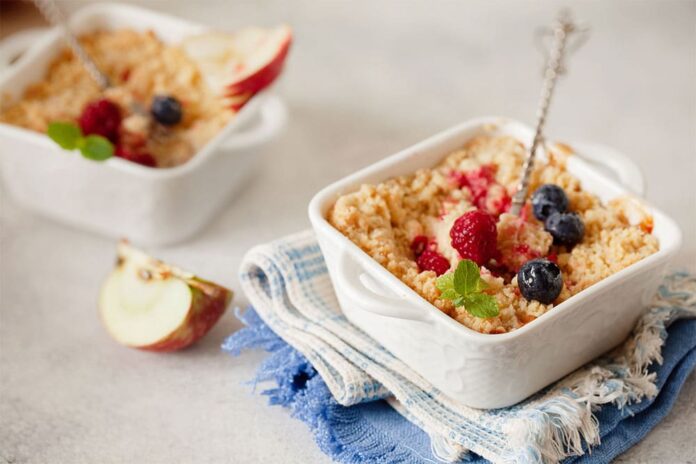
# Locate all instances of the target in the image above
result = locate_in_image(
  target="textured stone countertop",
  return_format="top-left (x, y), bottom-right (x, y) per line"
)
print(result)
top-left (1, 1), bottom-right (694, 463)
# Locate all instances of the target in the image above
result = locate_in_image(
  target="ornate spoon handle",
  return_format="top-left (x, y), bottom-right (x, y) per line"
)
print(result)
top-left (510, 11), bottom-right (585, 216)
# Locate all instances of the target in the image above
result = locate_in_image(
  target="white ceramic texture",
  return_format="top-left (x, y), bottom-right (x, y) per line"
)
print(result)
top-left (309, 117), bottom-right (682, 409)
top-left (0, 3), bottom-right (287, 246)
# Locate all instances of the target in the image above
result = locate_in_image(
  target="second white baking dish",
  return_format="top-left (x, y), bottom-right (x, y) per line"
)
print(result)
top-left (0, 3), bottom-right (287, 246)
top-left (309, 117), bottom-right (681, 409)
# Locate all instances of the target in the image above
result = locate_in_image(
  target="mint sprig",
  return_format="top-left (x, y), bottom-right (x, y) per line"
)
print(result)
top-left (47, 122), bottom-right (114, 161)
top-left (436, 260), bottom-right (499, 318)
top-left (79, 135), bottom-right (114, 160)
top-left (47, 122), bottom-right (82, 149)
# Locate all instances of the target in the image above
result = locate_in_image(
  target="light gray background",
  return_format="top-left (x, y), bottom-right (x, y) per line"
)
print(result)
top-left (1, 1), bottom-right (695, 463)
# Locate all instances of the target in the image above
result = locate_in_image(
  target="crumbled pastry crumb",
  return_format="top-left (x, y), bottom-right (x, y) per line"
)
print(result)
top-left (328, 134), bottom-right (659, 334)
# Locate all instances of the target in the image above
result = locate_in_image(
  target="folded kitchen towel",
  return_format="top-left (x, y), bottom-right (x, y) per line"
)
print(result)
top-left (223, 230), bottom-right (696, 464)
top-left (225, 309), bottom-right (696, 464)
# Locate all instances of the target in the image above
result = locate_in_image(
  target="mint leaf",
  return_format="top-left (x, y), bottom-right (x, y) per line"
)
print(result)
top-left (439, 289), bottom-right (458, 300)
top-left (462, 293), bottom-right (499, 318)
top-left (47, 122), bottom-right (113, 162)
top-left (475, 277), bottom-right (488, 293)
top-left (79, 135), bottom-right (114, 161)
top-left (435, 258), bottom-right (499, 318)
top-left (453, 259), bottom-right (481, 295)
top-left (436, 273), bottom-right (455, 292)
top-left (47, 122), bottom-right (82, 149)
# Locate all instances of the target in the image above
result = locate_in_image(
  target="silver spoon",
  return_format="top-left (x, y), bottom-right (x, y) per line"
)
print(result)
top-left (32, 0), bottom-right (111, 89)
top-left (509, 11), bottom-right (588, 216)
top-left (32, 0), bottom-right (158, 123)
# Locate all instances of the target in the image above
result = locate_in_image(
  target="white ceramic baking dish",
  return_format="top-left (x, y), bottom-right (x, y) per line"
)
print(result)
top-left (0, 3), bottom-right (287, 246)
top-left (309, 117), bottom-right (681, 409)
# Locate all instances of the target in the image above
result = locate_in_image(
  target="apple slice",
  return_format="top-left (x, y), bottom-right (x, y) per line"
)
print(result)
top-left (182, 25), bottom-right (292, 110)
top-left (99, 242), bottom-right (232, 352)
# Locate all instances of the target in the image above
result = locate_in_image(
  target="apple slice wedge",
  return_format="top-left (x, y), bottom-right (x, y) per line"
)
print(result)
top-left (182, 25), bottom-right (292, 110)
top-left (99, 242), bottom-right (232, 352)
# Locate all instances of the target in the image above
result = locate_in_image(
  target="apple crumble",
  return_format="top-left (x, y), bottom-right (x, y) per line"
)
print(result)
top-left (328, 134), bottom-right (658, 334)
top-left (0, 29), bottom-right (233, 167)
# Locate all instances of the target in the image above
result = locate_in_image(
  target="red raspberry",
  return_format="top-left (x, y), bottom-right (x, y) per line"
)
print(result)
top-left (416, 249), bottom-right (450, 276)
top-left (467, 166), bottom-right (494, 203)
top-left (115, 146), bottom-right (156, 167)
top-left (450, 210), bottom-right (498, 266)
top-left (78, 99), bottom-right (122, 143)
top-left (410, 235), bottom-right (429, 257)
top-left (455, 165), bottom-right (513, 216)
top-left (483, 184), bottom-right (511, 216)
top-left (454, 165), bottom-right (495, 207)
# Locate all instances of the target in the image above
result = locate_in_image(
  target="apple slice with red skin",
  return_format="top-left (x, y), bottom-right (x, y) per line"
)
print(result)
top-left (99, 242), bottom-right (232, 352)
top-left (223, 26), bottom-right (292, 96)
top-left (182, 25), bottom-right (292, 110)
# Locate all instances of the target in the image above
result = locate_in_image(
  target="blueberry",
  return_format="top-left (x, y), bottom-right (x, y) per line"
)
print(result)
top-left (531, 184), bottom-right (569, 221)
top-left (518, 259), bottom-right (563, 304)
top-left (151, 95), bottom-right (182, 126)
top-left (545, 212), bottom-right (585, 247)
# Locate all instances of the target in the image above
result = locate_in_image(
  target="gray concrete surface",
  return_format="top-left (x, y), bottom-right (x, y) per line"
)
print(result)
top-left (1, 1), bottom-right (694, 463)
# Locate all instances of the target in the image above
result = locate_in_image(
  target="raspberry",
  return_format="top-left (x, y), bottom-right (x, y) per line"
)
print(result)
top-left (483, 184), bottom-right (511, 216)
top-left (410, 235), bottom-right (429, 257)
top-left (450, 210), bottom-right (498, 266)
top-left (466, 165), bottom-right (495, 203)
top-left (78, 99), bottom-right (122, 143)
top-left (115, 145), bottom-right (156, 167)
top-left (453, 165), bottom-right (510, 216)
top-left (416, 249), bottom-right (450, 276)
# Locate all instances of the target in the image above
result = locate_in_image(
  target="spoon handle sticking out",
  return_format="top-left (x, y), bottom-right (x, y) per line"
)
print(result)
top-left (510, 11), bottom-right (587, 216)
top-left (32, 0), bottom-right (111, 89)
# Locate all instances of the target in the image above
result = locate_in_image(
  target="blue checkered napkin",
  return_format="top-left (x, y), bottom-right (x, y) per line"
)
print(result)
top-left (237, 230), bottom-right (696, 463)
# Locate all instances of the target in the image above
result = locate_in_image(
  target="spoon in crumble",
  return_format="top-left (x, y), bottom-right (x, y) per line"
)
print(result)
top-left (32, 0), bottom-right (111, 89)
top-left (510, 11), bottom-right (588, 216)
top-left (32, 0), bottom-right (162, 134)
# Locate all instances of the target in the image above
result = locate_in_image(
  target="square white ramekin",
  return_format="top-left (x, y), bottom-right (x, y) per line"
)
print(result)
top-left (0, 3), bottom-right (287, 246)
top-left (309, 117), bottom-right (681, 409)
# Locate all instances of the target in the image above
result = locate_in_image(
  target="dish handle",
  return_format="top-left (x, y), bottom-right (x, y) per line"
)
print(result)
top-left (571, 142), bottom-right (645, 195)
top-left (0, 28), bottom-right (47, 74)
top-left (336, 248), bottom-right (430, 322)
top-left (219, 95), bottom-right (287, 151)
